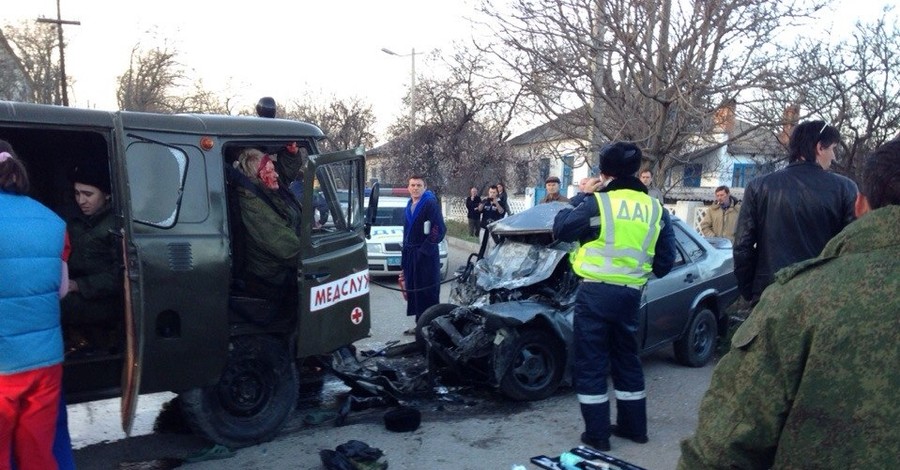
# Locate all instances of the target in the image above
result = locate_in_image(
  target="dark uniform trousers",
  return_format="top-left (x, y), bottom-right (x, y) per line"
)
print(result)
top-left (574, 281), bottom-right (646, 440)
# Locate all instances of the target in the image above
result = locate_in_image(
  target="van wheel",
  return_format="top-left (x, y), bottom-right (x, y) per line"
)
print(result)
top-left (180, 335), bottom-right (298, 448)
top-left (673, 309), bottom-right (718, 367)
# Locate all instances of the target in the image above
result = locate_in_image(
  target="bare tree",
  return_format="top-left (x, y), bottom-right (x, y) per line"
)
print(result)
top-left (284, 96), bottom-right (378, 153)
top-left (1, 21), bottom-right (64, 104)
top-left (175, 79), bottom-right (236, 114)
top-left (757, 12), bottom-right (900, 183)
top-left (478, 0), bottom-right (826, 186)
top-left (116, 42), bottom-right (185, 112)
top-left (381, 49), bottom-right (520, 196)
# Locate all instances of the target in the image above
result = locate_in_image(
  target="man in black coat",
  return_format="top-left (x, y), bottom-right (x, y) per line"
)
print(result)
top-left (733, 120), bottom-right (858, 305)
top-left (464, 186), bottom-right (482, 237)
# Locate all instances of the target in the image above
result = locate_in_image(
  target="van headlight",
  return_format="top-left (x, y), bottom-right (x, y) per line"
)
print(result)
top-left (367, 242), bottom-right (384, 253)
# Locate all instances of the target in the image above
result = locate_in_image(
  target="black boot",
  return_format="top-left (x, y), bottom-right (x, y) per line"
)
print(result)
top-left (579, 403), bottom-right (611, 451)
top-left (613, 397), bottom-right (648, 443)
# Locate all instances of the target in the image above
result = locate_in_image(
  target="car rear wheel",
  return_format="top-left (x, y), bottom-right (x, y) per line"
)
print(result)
top-left (498, 329), bottom-right (565, 401)
top-left (180, 335), bottom-right (298, 448)
top-left (673, 308), bottom-right (718, 367)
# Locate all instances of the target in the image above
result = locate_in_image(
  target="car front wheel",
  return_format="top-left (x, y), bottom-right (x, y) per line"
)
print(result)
top-left (498, 328), bottom-right (565, 401)
top-left (415, 303), bottom-right (458, 348)
top-left (673, 308), bottom-right (718, 367)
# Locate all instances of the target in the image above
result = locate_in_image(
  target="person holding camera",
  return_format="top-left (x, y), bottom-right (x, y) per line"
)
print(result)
top-left (478, 185), bottom-right (505, 244)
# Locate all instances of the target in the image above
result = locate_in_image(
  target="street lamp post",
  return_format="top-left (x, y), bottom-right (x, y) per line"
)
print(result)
top-left (381, 47), bottom-right (421, 133)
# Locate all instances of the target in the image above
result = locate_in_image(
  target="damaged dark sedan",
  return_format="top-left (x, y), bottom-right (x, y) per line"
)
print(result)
top-left (419, 202), bottom-right (739, 401)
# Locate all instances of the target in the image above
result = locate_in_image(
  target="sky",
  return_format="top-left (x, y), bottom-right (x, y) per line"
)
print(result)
top-left (3, 0), bottom-right (483, 139)
top-left (2, 0), bottom-right (892, 142)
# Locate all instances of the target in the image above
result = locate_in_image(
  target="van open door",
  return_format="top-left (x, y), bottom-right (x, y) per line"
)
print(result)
top-left (116, 123), bottom-right (193, 434)
top-left (296, 147), bottom-right (371, 357)
top-left (111, 116), bottom-right (142, 436)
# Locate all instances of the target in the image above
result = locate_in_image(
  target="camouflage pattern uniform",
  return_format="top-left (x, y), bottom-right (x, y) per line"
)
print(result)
top-left (678, 205), bottom-right (900, 469)
top-left (61, 207), bottom-right (121, 325)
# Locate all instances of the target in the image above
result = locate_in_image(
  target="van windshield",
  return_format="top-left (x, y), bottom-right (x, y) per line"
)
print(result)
top-left (316, 159), bottom-right (364, 230)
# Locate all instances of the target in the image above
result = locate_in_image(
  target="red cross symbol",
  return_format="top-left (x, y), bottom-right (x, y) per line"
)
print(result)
top-left (350, 307), bottom-right (364, 325)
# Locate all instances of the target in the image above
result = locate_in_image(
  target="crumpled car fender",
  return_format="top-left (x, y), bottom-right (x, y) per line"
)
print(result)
top-left (482, 300), bottom-right (574, 386)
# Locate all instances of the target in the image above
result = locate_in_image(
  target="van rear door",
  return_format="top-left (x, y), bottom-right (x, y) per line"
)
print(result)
top-left (296, 148), bottom-right (370, 357)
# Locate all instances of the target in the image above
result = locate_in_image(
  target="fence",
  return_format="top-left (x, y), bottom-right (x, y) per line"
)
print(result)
top-left (442, 196), bottom-right (711, 234)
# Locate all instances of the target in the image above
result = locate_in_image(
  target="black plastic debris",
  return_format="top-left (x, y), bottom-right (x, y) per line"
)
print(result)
top-left (320, 440), bottom-right (388, 470)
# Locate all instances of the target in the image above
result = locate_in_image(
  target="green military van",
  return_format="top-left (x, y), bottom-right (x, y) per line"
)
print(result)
top-left (0, 101), bottom-right (374, 447)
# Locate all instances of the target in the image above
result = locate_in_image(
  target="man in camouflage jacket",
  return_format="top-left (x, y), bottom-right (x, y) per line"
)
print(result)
top-left (678, 141), bottom-right (900, 469)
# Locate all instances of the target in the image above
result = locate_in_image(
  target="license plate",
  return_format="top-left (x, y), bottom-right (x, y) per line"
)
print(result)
top-left (387, 257), bottom-right (401, 266)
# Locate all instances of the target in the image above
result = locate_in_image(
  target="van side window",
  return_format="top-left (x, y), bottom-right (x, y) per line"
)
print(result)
top-left (125, 142), bottom-right (189, 228)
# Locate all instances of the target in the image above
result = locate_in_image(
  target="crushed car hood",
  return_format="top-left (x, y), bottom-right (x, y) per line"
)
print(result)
top-left (488, 201), bottom-right (569, 235)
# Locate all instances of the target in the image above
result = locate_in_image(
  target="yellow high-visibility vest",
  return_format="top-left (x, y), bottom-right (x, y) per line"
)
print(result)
top-left (571, 190), bottom-right (662, 286)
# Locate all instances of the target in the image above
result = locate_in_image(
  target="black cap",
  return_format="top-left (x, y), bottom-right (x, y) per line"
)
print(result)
top-left (256, 97), bottom-right (277, 118)
top-left (71, 161), bottom-right (111, 194)
top-left (545, 176), bottom-right (561, 184)
top-left (599, 142), bottom-right (642, 178)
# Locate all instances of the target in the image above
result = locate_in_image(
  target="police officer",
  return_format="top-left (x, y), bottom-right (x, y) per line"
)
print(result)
top-left (553, 142), bottom-right (676, 451)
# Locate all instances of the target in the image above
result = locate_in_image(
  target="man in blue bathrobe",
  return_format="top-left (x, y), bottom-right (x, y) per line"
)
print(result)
top-left (400, 175), bottom-right (446, 329)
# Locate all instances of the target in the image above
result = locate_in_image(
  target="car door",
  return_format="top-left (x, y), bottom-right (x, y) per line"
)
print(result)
top-left (295, 148), bottom-right (371, 357)
top-left (641, 224), bottom-right (704, 350)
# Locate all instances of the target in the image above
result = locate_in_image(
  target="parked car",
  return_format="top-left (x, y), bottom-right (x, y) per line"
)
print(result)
top-left (419, 202), bottom-right (739, 401)
top-left (365, 196), bottom-right (449, 279)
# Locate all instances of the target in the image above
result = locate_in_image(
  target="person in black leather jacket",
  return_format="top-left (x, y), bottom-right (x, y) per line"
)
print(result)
top-left (733, 120), bottom-right (858, 304)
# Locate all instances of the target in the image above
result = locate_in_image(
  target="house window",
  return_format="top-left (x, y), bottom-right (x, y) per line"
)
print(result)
top-left (538, 158), bottom-right (550, 185)
top-left (683, 164), bottom-right (702, 187)
top-left (732, 163), bottom-right (757, 187)
top-left (562, 155), bottom-right (574, 189)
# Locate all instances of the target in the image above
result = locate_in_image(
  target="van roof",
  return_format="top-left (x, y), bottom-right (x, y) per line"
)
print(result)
top-left (0, 101), bottom-right (325, 139)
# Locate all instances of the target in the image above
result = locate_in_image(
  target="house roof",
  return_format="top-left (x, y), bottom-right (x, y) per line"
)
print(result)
top-left (505, 106), bottom-right (784, 158)
top-left (0, 28), bottom-right (34, 101)
top-left (725, 119), bottom-right (785, 156)
top-left (506, 107), bottom-right (590, 146)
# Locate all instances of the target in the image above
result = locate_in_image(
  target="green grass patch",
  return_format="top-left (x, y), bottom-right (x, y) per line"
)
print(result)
top-left (445, 219), bottom-right (480, 243)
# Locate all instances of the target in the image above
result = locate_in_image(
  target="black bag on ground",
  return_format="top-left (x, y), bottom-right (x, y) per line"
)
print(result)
top-left (321, 440), bottom-right (388, 470)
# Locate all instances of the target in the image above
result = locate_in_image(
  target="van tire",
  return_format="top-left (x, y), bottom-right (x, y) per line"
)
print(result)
top-left (180, 335), bottom-right (298, 448)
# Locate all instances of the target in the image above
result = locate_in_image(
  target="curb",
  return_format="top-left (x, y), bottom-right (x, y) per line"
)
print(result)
top-left (446, 236), bottom-right (480, 254)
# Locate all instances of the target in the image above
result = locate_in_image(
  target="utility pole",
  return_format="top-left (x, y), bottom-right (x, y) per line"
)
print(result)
top-left (37, 0), bottom-right (80, 106)
top-left (382, 47), bottom-right (423, 133)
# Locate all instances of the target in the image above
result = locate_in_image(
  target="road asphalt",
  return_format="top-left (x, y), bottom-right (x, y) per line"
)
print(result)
top-left (71, 238), bottom-right (717, 469)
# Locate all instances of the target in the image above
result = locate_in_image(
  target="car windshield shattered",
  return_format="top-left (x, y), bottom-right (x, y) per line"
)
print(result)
top-left (454, 201), bottom-right (578, 304)
top-left (472, 241), bottom-right (574, 292)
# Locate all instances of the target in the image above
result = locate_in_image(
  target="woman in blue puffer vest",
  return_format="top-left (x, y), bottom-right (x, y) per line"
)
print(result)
top-left (0, 140), bottom-right (67, 470)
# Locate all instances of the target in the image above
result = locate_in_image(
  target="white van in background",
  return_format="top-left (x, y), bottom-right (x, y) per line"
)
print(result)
top-left (365, 196), bottom-right (449, 279)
